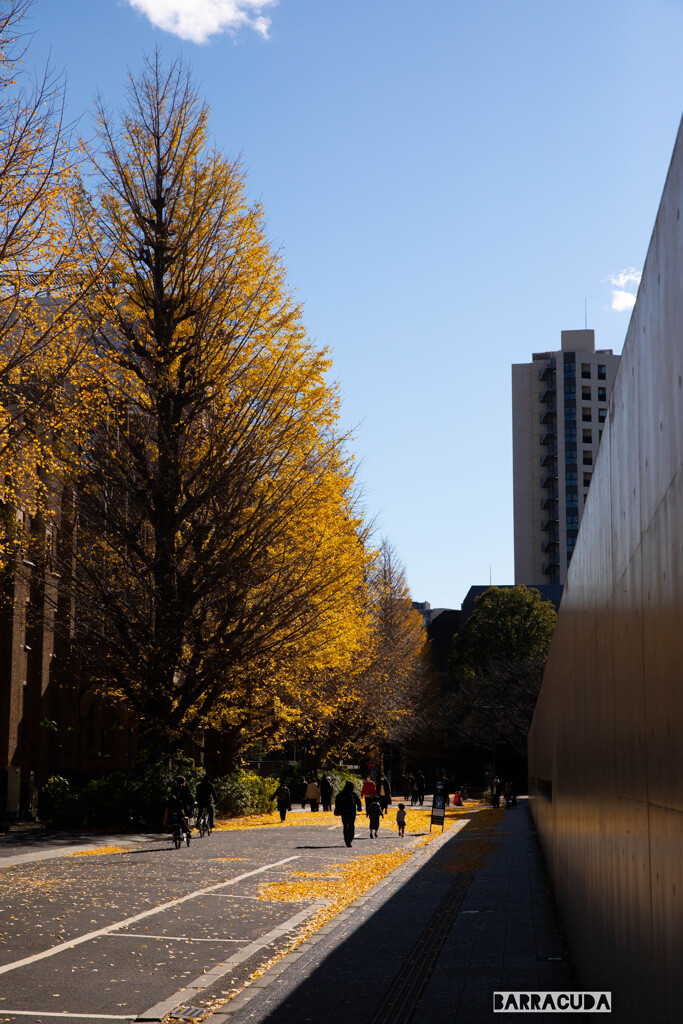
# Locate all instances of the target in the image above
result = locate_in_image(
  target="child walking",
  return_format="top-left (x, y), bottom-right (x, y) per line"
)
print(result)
top-left (367, 797), bottom-right (383, 838)
top-left (396, 802), bottom-right (407, 837)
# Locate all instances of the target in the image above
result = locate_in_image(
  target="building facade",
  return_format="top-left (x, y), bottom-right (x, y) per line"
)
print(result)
top-left (512, 329), bottom-right (620, 585)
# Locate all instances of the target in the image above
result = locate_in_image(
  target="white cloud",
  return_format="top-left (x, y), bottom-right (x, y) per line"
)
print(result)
top-left (606, 267), bottom-right (641, 312)
top-left (125, 0), bottom-right (278, 44)
top-left (608, 268), bottom-right (642, 289)
top-left (611, 290), bottom-right (637, 312)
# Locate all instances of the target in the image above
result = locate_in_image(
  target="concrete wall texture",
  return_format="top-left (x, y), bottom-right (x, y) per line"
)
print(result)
top-left (528, 118), bottom-right (683, 1022)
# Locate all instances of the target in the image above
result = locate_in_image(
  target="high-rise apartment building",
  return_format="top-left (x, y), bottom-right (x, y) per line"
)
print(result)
top-left (512, 329), bottom-right (620, 585)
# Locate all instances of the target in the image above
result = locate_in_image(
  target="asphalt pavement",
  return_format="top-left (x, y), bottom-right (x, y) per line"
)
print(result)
top-left (0, 801), bottom-right (577, 1024)
top-left (0, 808), bottom-right (450, 1023)
top-left (208, 800), bottom-right (579, 1024)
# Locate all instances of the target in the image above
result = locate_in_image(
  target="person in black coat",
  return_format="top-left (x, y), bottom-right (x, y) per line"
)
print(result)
top-left (272, 782), bottom-right (292, 822)
top-left (367, 797), bottom-right (383, 838)
top-left (377, 773), bottom-right (392, 812)
top-left (195, 774), bottom-right (217, 828)
top-left (334, 780), bottom-right (362, 847)
top-left (319, 773), bottom-right (333, 812)
top-left (167, 776), bottom-right (194, 837)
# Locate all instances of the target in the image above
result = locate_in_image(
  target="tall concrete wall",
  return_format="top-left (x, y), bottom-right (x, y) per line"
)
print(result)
top-left (528, 118), bottom-right (683, 1024)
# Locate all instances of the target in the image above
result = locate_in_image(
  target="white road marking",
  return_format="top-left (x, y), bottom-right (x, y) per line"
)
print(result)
top-left (209, 893), bottom-right (261, 900)
top-left (110, 933), bottom-right (246, 942)
top-left (137, 900), bottom-right (328, 1022)
top-left (0, 855), bottom-right (299, 977)
top-left (0, 1013), bottom-right (132, 1020)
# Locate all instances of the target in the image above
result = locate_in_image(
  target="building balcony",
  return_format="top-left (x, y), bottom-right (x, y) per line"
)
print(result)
top-left (542, 514), bottom-right (559, 531)
top-left (542, 537), bottom-right (559, 553)
top-left (540, 449), bottom-right (557, 465)
top-left (539, 409), bottom-right (556, 424)
top-left (540, 430), bottom-right (557, 445)
top-left (541, 473), bottom-right (558, 489)
top-left (543, 559), bottom-right (560, 576)
top-left (540, 386), bottom-right (556, 404)
top-left (541, 494), bottom-right (558, 510)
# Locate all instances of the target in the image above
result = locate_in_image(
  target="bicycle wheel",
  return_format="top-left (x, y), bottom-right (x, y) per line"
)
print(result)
top-left (173, 828), bottom-right (181, 849)
top-left (198, 816), bottom-right (206, 838)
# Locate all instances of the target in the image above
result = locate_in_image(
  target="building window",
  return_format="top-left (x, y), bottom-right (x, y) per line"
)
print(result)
top-left (566, 470), bottom-right (578, 484)
top-left (565, 427), bottom-right (577, 442)
top-left (583, 473), bottom-right (592, 487)
top-left (565, 406), bottom-right (576, 421)
top-left (598, 364), bottom-right (606, 380)
top-left (567, 494), bottom-right (578, 507)
top-left (582, 407), bottom-right (592, 422)
top-left (583, 452), bottom-right (593, 465)
top-left (582, 387), bottom-right (591, 400)
top-left (598, 408), bottom-right (607, 422)
top-left (565, 449), bottom-right (577, 464)
top-left (581, 363), bottom-right (591, 379)
top-left (583, 429), bottom-right (592, 443)
top-left (598, 387), bottom-right (607, 402)
top-left (567, 512), bottom-right (579, 526)
top-left (583, 493), bottom-right (588, 503)
top-left (564, 361), bottom-right (576, 378)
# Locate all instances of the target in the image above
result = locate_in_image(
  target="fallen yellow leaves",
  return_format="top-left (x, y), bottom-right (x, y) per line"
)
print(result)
top-left (213, 803), bottom-right (475, 834)
top-left (64, 846), bottom-right (129, 857)
top-left (248, 847), bottom-right (414, 986)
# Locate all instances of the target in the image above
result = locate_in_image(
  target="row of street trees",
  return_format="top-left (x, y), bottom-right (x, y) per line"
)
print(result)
top-left (0, 4), bottom-right (430, 767)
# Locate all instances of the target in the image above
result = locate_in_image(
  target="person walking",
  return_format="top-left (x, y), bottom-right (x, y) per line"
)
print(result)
top-left (415, 770), bottom-right (426, 806)
top-left (403, 773), bottom-right (414, 802)
top-left (334, 780), bottom-right (362, 847)
top-left (367, 797), bottom-right (383, 838)
top-left (272, 781), bottom-right (292, 822)
top-left (491, 776), bottom-right (502, 809)
top-left (377, 773), bottom-right (392, 812)
top-left (360, 775), bottom-right (377, 816)
top-left (305, 778), bottom-right (321, 812)
top-left (396, 802), bottom-right (407, 837)
top-left (319, 773), bottom-right (333, 812)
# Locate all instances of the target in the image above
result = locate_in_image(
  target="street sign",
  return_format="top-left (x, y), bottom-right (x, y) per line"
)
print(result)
top-left (430, 792), bottom-right (446, 831)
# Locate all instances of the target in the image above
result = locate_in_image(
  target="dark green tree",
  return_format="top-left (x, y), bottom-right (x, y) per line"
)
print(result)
top-left (447, 586), bottom-right (557, 760)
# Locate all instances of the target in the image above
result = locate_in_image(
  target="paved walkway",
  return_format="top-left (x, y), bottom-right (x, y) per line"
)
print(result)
top-left (211, 799), bottom-right (579, 1024)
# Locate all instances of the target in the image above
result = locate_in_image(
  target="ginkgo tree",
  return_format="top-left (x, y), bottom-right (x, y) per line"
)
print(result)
top-left (54, 54), bottom-right (372, 756)
top-left (291, 539), bottom-right (431, 767)
top-left (0, 0), bottom-right (98, 563)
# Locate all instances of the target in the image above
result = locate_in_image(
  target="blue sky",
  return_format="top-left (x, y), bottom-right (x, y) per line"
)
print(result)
top-left (29, 0), bottom-right (683, 607)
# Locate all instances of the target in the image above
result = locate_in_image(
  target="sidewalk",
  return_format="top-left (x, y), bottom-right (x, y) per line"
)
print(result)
top-left (208, 799), bottom-right (578, 1024)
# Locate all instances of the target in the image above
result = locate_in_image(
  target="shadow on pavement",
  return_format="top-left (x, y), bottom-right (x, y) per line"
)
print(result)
top-left (225, 804), bottom-right (577, 1024)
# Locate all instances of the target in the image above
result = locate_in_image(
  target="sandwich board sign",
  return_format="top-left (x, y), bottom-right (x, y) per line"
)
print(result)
top-left (430, 792), bottom-right (446, 832)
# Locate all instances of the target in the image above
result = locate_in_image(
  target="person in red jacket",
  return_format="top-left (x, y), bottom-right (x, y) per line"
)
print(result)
top-left (360, 775), bottom-right (376, 816)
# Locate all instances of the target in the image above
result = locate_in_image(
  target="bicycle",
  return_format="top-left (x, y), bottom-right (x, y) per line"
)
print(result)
top-left (197, 805), bottom-right (212, 838)
top-left (169, 811), bottom-right (191, 848)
